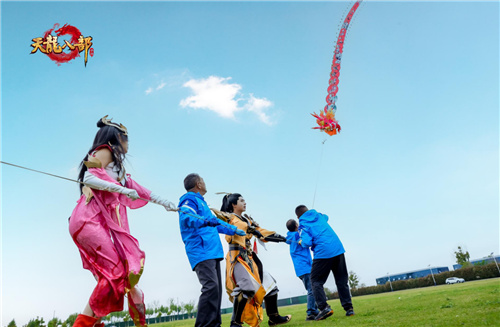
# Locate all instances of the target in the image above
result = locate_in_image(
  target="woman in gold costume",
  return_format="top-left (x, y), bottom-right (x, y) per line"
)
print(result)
top-left (212, 193), bottom-right (291, 327)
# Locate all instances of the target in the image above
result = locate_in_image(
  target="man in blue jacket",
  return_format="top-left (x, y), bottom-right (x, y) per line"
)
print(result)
top-left (286, 219), bottom-right (319, 321)
top-left (296, 205), bottom-right (354, 320)
top-left (178, 173), bottom-right (245, 327)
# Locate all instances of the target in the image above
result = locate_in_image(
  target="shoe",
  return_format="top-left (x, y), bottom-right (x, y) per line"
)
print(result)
top-left (315, 305), bottom-right (333, 321)
top-left (346, 309), bottom-right (355, 316)
top-left (268, 314), bottom-right (292, 326)
top-left (230, 321), bottom-right (243, 327)
top-left (306, 315), bottom-right (316, 321)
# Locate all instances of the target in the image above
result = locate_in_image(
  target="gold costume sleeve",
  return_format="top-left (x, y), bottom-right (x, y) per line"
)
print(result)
top-left (82, 155), bottom-right (102, 204)
top-left (83, 155), bottom-right (103, 168)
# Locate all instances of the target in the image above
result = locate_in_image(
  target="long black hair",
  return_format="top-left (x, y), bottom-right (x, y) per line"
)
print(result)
top-left (77, 118), bottom-right (128, 193)
top-left (220, 193), bottom-right (242, 213)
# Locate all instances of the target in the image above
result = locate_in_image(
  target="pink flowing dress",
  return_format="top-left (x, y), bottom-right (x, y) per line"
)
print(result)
top-left (69, 164), bottom-right (151, 327)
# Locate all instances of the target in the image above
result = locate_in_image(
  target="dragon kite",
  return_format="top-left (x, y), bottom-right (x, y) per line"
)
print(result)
top-left (312, 1), bottom-right (362, 136)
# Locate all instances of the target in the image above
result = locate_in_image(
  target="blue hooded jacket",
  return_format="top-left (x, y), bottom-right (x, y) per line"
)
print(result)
top-left (299, 209), bottom-right (345, 259)
top-left (286, 230), bottom-right (313, 277)
top-left (178, 192), bottom-right (236, 270)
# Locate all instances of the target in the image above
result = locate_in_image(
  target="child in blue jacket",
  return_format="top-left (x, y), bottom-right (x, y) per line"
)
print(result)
top-left (296, 205), bottom-right (354, 320)
top-left (286, 219), bottom-right (319, 320)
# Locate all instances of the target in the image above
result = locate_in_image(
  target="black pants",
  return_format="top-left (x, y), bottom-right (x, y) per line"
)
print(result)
top-left (194, 259), bottom-right (223, 327)
top-left (310, 253), bottom-right (352, 311)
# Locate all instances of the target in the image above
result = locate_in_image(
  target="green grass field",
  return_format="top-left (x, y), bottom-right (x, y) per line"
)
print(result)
top-left (155, 278), bottom-right (500, 326)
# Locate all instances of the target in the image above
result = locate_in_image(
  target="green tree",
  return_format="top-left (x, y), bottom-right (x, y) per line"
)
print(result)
top-left (169, 299), bottom-right (179, 320)
top-left (179, 302), bottom-right (186, 315)
top-left (455, 246), bottom-right (471, 267)
top-left (149, 300), bottom-right (160, 317)
top-left (184, 301), bottom-right (195, 317)
top-left (145, 308), bottom-right (154, 317)
top-left (7, 319), bottom-right (17, 327)
top-left (64, 313), bottom-right (78, 327)
top-left (47, 318), bottom-right (61, 327)
top-left (120, 311), bottom-right (129, 322)
top-left (149, 300), bottom-right (166, 323)
top-left (159, 304), bottom-right (171, 316)
top-left (25, 317), bottom-right (45, 327)
top-left (348, 271), bottom-right (360, 290)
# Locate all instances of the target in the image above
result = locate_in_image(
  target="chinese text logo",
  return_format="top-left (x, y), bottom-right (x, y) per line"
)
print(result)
top-left (31, 24), bottom-right (93, 67)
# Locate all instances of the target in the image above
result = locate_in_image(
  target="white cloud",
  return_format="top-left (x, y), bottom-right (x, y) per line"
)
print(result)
top-left (180, 76), bottom-right (275, 124)
top-left (245, 94), bottom-right (274, 125)
top-left (156, 81), bottom-right (166, 90)
top-left (145, 80), bottom-right (166, 95)
top-left (180, 76), bottom-right (242, 118)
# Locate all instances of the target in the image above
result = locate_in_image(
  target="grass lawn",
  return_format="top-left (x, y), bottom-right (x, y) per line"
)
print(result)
top-left (154, 278), bottom-right (500, 326)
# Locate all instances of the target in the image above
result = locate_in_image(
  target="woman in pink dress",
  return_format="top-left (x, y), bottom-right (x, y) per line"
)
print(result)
top-left (69, 116), bottom-right (175, 327)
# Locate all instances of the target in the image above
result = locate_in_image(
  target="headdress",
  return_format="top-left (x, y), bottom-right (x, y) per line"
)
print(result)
top-left (101, 115), bottom-right (128, 135)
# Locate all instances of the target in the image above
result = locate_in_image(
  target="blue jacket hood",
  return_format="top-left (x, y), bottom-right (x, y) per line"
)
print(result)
top-left (299, 209), bottom-right (327, 224)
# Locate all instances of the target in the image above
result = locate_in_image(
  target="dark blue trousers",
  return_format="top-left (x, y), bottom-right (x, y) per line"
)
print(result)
top-left (194, 259), bottom-right (222, 327)
top-left (310, 253), bottom-right (353, 311)
top-left (299, 273), bottom-right (319, 316)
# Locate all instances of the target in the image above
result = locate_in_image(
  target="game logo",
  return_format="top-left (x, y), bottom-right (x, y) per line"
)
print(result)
top-left (31, 23), bottom-right (93, 66)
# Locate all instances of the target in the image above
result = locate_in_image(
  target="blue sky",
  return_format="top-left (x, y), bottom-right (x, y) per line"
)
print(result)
top-left (1, 0), bottom-right (498, 326)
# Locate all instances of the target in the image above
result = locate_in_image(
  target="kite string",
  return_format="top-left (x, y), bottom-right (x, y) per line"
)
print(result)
top-left (0, 160), bottom-right (84, 184)
top-left (311, 139), bottom-right (327, 209)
